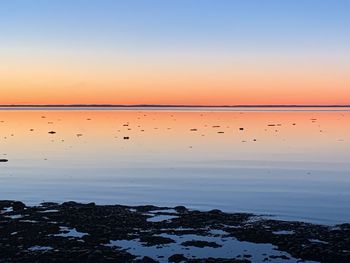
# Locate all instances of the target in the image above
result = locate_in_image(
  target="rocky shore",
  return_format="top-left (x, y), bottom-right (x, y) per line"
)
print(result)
top-left (1, 201), bottom-right (349, 262)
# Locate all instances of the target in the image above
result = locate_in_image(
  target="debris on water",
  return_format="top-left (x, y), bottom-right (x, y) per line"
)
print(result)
top-left (48, 131), bottom-right (56, 134)
top-left (124, 137), bottom-right (130, 140)
top-left (0, 159), bottom-right (8, 162)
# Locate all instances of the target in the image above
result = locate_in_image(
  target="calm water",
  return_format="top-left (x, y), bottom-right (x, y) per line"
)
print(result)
top-left (1, 107), bottom-right (350, 224)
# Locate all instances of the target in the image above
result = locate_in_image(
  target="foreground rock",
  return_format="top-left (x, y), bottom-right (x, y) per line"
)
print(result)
top-left (0, 201), bottom-right (349, 262)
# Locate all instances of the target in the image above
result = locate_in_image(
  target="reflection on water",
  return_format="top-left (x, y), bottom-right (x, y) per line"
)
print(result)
top-left (0, 108), bottom-right (350, 224)
top-left (108, 232), bottom-right (316, 263)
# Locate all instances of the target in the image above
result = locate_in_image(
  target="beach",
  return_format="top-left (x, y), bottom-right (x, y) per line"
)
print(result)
top-left (1, 200), bottom-right (349, 262)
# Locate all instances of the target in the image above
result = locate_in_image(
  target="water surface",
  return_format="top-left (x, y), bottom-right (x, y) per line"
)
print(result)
top-left (1, 107), bottom-right (349, 224)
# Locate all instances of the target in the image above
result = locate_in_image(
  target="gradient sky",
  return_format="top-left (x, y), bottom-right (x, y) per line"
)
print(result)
top-left (0, 0), bottom-right (349, 105)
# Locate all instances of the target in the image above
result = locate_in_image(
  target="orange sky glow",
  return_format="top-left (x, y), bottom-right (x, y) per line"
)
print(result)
top-left (1, 55), bottom-right (349, 105)
top-left (1, 1), bottom-right (349, 106)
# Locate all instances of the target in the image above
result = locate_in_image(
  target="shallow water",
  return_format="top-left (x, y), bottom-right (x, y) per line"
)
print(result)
top-left (0, 107), bottom-right (350, 224)
top-left (108, 231), bottom-right (317, 263)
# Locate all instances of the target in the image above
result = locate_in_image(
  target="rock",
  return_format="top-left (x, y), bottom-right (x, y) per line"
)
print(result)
top-left (168, 254), bottom-right (187, 262)
top-left (174, 206), bottom-right (187, 213)
top-left (0, 201), bottom-right (349, 263)
top-left (136, 256), bottom-right (158, 263)
top-left (139, 235), bottom-right (175, 246)
top-left (0, 159), bottom-right (8, 162)
top-left (181, 240), bottom-right (222, 248)
top-left (209, 209), bottom-right (222, 214)
top-left (12, 201), bottom-right (26, 211)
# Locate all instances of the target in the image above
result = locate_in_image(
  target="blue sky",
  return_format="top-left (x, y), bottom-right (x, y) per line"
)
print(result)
top-left (1, 0), bottom-right (349, 52)
top-left (0, 0), bottom-right (349, 105)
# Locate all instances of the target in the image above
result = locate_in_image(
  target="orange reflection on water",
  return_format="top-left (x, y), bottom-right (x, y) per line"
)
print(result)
top-left (0, 108), bottom-right (350, 163)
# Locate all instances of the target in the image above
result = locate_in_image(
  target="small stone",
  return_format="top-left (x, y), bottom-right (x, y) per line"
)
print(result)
top-left (12, 201), bottom-right (26, 211)
top-left (168, 254), bottom-right (187, 263)
top-left (174, 206), bottom-right (187, 213)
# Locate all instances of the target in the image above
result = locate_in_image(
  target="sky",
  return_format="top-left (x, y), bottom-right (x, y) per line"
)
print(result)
top-left (0, 0), bottom-right (349, 105)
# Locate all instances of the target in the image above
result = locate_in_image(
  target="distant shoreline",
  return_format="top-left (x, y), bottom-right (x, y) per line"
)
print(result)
top-left (1, 104), bottom-right (350, 108)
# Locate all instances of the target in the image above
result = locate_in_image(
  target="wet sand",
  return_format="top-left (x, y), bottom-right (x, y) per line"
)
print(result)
top-left (1, 200), bottom-right (349, 263)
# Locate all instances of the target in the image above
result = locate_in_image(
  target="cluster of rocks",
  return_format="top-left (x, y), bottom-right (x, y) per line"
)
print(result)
top-left (0, 201), bottom-right (349, 262)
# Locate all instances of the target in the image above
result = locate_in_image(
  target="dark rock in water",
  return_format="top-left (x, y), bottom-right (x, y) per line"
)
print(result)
top-left (48, 131), bottom-right (56, 134)
top-left (12, 201), bottom-right (26, 211)
top-left (168, 254), bottom-right (187, 262)
top-left (208, 209), bottom-right (222, 214)
top-left (188, 259), bottom-right (250, 263)
top-left (174, 206), bottom-right (188, 213)
top-left (181, 240), bottom-right (222, 248)
top-left (140, 235), bottom-right (175, 246)
top-left (135, 256), bottom-right (158, 263)
top-left (239, 128), bottom-right (244, 131)
top-left (0, 159), bottom-right (8, 162)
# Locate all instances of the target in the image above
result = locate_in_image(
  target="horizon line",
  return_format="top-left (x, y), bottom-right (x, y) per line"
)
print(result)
top-left (1, 104), bottom-right (350, 108)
